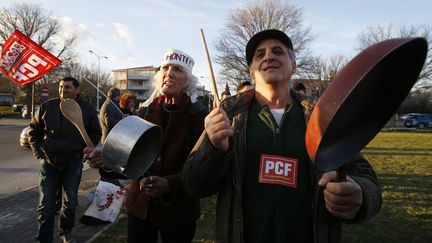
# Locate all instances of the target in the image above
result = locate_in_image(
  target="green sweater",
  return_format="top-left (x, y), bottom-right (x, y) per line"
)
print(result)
top-left (242, 98), bottom-right (313, 243)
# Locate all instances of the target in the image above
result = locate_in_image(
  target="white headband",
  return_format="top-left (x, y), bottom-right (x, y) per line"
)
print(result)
top-left (161, 48), bottom-right (194, 73)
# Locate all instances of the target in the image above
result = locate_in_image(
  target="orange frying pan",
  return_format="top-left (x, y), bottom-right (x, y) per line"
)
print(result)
top-left (305, 37), bottom-right (428, 173)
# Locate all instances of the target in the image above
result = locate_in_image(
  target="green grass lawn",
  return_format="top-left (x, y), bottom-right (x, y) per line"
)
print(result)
top-left (341, 132), bottom-right (432, 243)
top-left (93, 132), bottom-right (432, 243)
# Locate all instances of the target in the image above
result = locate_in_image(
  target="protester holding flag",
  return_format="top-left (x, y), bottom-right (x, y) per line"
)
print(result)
top-left (28, 77), bottom-right (101, 243)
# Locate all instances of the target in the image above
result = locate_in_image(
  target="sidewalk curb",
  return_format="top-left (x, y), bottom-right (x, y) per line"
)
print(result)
top-left (0, 167), bottom-right (111, 243)
top-left (84, 222), bottom-right (113, 243)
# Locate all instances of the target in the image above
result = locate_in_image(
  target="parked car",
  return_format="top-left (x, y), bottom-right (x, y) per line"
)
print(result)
top-left (404, 113), bottom-right (432, 129)
top-left (397, 113), bottom-right (410, 121)
top-left (20, 127), bottom-right (31, 148)
top-left (13, 104), bottom-right (24, 113)
top-left (21, 105), bottom-right (39, 119)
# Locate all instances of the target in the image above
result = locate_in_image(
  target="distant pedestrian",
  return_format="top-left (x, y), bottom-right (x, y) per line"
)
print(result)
top-left (293, 82), bottom-right (306, 95)
top-left (236, 81), bottom-right (254, 93)
top-left (119, 91), bottom-right (136, 116)
top-left (100, 87), bottom-right (123, 143)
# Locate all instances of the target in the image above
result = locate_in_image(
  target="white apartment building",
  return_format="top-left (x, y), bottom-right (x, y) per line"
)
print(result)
top-left (112, 66), bottom-right (159, 101)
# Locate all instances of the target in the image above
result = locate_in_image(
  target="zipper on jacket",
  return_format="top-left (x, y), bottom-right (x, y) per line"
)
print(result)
top-left (258, 106), bottom-right (280, 134)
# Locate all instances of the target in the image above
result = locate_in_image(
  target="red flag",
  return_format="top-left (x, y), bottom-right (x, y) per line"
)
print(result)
top-left (0, 30), bottom-right (62, 86)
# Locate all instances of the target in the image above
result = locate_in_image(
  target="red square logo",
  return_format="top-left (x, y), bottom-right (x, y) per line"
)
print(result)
top-left (259, 154), bottom-right (298, 188)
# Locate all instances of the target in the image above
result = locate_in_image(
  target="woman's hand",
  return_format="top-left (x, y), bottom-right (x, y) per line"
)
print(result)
top-left (139, 175), bottom-right (170, 197)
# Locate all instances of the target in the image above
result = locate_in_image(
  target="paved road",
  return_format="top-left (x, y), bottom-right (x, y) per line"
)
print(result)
top-left (0, 118), bottom-right (92, 199)
top-left (0, 168), bottom-right (104, 243)
top-left (0, 118), bottom-right (108, 242)
top-left (0, 118), bottom-right (39, 199)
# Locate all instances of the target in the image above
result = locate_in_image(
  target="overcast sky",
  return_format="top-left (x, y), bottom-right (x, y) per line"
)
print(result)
top-left (3, 0), bottom-right (431, 89)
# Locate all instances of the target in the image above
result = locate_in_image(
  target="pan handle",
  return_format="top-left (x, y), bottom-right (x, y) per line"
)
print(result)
top-left (335, 167), bottom-right (346, 182)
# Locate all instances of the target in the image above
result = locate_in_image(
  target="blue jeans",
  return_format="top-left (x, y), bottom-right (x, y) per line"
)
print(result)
top-left (35, 158), bottom-right (83, 243)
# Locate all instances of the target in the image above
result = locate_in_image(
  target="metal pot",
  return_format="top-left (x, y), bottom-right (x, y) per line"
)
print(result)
top-left (305, 37), bottom-right (428, 172)
top-left (101, 115), bottom-right (163, 179)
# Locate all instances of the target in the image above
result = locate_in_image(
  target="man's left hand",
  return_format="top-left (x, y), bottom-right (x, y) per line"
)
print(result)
top-left (318, 171), bottom-right (363, 219)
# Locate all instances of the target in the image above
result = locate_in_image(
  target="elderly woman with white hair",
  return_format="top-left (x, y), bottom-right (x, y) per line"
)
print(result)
top-left (126, 49), bottom-right (208, 243)
top-left (85, 48), bottom-right (208, 243)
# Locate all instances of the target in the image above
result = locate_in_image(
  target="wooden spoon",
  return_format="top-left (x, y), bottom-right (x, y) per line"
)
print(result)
top-left (60, 98), bottom-right (94, 147)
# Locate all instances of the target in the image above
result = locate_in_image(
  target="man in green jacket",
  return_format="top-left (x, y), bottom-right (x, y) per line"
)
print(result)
top-left (183, 29), bottom-right (381, 243)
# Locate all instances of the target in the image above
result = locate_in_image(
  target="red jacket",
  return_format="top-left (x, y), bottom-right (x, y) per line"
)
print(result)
top-left (125, 94), bottom-right (208, 226)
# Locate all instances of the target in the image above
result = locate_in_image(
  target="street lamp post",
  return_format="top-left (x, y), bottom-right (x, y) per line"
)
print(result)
top-left (89, 50), bottom-right (108, 110)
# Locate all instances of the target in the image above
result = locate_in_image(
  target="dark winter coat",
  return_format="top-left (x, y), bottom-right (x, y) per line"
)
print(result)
top-left (28, 96), bottom-right (101, 168)
top-left (125, 94), bottom-right (208, 227)
top-left (183, 89), bottom-right (382, 243)
top-left (99, 98), bottom-right (123, 143)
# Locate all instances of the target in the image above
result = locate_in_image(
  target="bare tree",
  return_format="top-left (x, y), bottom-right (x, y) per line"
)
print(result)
top-left (68, 63), bottom-right (113, 105)
top-left (0, 3), bottom-right (77, 60)
top-left (304, 55), bottom-right (348, 81)
top-left (215, 0), bottom-right (315, 87)
top-left (0, 2), bottom-right (77, 117)
top-left (356, 24), bottom-right (432, 81)
top-left (0, 75), bottom-right (19, 95)
top-left (398, 89), bottom-right (432, 114)
top-left (20, 62), bottom-right (113, 107)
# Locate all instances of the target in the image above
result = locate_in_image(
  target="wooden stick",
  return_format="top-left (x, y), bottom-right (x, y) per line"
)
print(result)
top-left (199, 28), bottom-right (220, 107)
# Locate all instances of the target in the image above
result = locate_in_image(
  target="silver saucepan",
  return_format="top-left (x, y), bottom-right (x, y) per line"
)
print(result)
top-left (101, 115), bottom-right (163, 179)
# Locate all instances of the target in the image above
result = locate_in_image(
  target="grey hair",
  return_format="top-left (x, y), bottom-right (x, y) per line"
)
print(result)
top-left (151, 65), bottom-right (198, 97)
top-left (288, 49), bottom-right (296, 61)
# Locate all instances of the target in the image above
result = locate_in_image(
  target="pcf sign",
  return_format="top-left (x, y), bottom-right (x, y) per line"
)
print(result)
top-left (259, 154), bottom-right (298, 188)
top-left (0, 30), bottom-right (62, 86)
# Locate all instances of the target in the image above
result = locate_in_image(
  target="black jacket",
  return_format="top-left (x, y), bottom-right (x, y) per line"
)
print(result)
top-left (126, 94), bottom-right (208, 226)
top-left (99, 98), bottom-right (123, 143)
top-left (183, 89), bottom-right (382, 243)
top-left (28, 96), bottom-right (101, 167)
